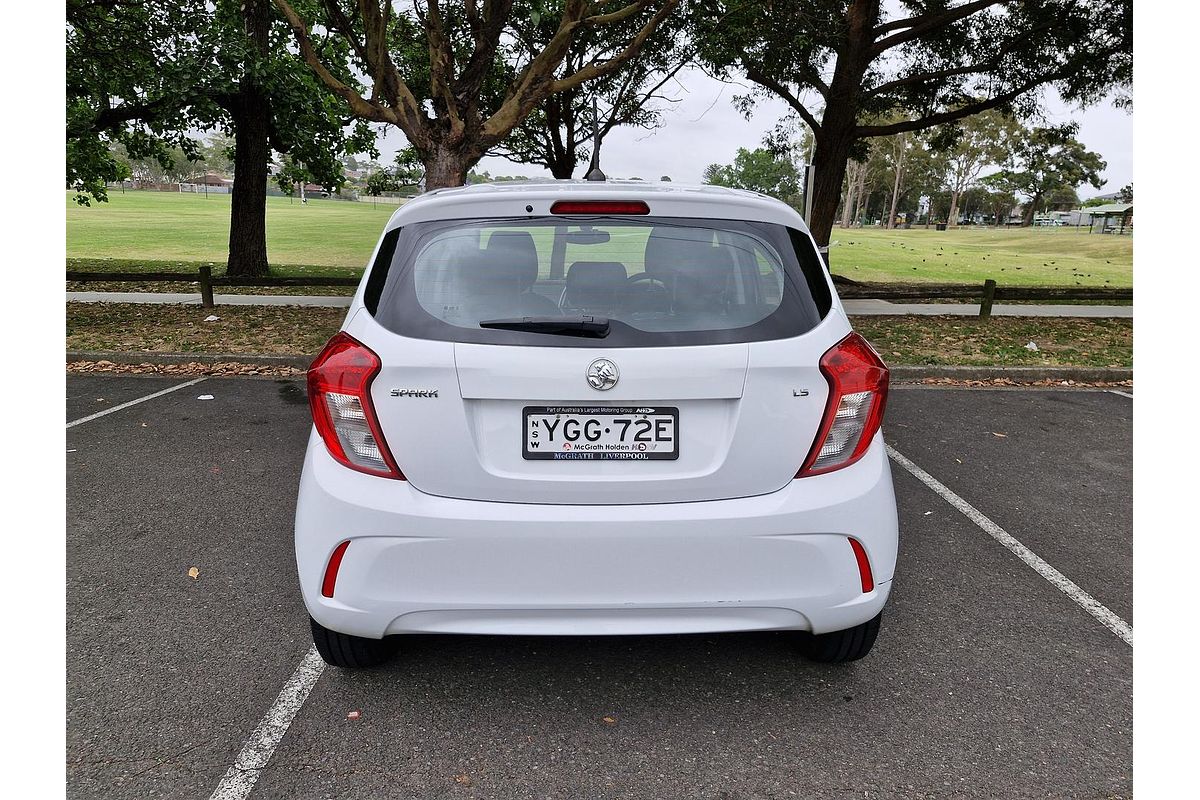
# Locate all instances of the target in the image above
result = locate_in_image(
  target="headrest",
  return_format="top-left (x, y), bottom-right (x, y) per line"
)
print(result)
top-left (483, 231), bottom-right (540, 291)
top-left (566, 261), bottom-right (628, 288)
top-left (643, 226), bottom-right (717, 277)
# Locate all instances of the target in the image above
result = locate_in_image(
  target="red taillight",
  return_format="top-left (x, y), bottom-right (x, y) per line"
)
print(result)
top-left (797, 332), bottom-right (889, 477)
top-left (321, 540), bottom-right (350, 598)
top-left (550, 200), bottom-right (650, 215)
top-left (307, 332), bottom-right (403, 479)
top-left (848, 538), bottom-right (874, 593)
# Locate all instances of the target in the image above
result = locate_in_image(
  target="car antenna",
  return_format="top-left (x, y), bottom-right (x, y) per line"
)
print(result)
top-left (584, 97), bottom-right (607, 182)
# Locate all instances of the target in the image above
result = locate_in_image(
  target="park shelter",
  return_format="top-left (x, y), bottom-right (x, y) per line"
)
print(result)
top-left (1084, 203), bottom-right (1133, 234)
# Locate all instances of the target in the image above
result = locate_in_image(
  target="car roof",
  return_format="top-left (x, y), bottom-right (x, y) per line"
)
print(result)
top-left (384, 179), bottom-right (810, 232)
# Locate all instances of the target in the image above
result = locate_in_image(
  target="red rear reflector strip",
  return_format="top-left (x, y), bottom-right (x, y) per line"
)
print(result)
top-left (321, 541), bottom-right (351, 598)
top-left (550, 200), bottom-right (650, 215)
top-left (848, 538), bottom-right (874, 593)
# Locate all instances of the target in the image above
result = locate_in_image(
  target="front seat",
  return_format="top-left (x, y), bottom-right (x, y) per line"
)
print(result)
top-left (463, 231), bottom-right (559, 319)
top-left (563, 261), bottom-right (628, 312)
top-left (634, 226), bottom-right (722, 313)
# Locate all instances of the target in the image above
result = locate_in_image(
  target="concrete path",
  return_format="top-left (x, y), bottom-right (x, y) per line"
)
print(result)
top-left (842, 298), bottom-right (1133, 318)
top-left (66, 291), bottom-right (1133, 318)
top-left (66, 291), bottom-right (353, 308)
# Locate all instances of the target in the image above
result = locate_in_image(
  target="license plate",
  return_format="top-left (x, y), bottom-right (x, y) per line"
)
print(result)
top-left (523, 406), bottom-right (679, 461)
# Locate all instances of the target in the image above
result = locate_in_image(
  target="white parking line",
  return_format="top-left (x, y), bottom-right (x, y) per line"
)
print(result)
top-left (1107, 389), bottom-right (1134, 398)
top-left (66, 377), bottom-right (208, 429)
top-left (886, 443), bottom-right (1133, 646)
top-left (209, 646), bottom-right (326, 800)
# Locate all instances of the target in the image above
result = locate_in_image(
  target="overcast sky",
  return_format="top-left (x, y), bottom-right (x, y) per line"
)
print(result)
top-left (372, 68), bottom-right (1131, 198)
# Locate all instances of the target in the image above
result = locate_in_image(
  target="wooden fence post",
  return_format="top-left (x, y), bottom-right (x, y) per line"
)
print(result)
top-left (979, 279), bottom-right (996, 319)
top-left (199, 265), bottom-right (215, 308)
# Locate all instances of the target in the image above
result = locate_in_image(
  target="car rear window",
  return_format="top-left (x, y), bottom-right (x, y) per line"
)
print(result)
top-left (364, 216), bottom-right (832, 347)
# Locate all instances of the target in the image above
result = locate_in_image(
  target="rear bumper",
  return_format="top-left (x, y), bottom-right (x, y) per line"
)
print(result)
top-left (295, 430), bottom-right (899, 638)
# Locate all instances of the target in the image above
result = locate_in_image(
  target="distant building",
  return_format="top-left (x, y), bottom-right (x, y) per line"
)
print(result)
top-left (194, 173), bottom-right (233, 186)
top-left (1081, 203), bottom-right (1133, 233)
top-left (179, 173), bottom-right (233, 194)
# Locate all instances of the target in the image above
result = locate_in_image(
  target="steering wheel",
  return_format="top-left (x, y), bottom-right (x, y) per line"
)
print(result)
top-left (619, 272), bottom-right (670, 314)
top-left (624, 272), bottom-right (668, 290)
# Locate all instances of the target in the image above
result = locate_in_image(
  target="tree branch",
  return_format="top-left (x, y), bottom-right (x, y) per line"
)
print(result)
top-left (741, 61), bottom-right (822, 135)
top-left (865, 61), bottom-right (997, 97)
top-left (872, 0), bottom-right (1005, 56)
top-left (459, 0), bottom-right (513, 96)
top-left (585, 0), bottom-right (652, 26)
top-left (855, 77), bottom-right (1052, 138)
top-left (273, 0), bottom-right (397, 123)
top-left (547, 0), bottom-right (680, 93)
top-left (420, 0), bottom-right (468, 141)
top-left (482, 1), bottom-right (678, 143)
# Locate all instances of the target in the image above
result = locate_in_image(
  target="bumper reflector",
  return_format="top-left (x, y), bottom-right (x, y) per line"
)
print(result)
top-left (848, 538), bottom-right (874, 593)
top-left (321, 540), bottom-right (351, 598)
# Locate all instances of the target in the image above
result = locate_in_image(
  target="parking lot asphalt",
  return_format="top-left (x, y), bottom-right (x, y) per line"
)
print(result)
top-left (66, 375), bottom-right (1132, 800)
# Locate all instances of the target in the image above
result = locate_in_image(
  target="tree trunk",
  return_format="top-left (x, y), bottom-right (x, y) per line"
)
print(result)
top-left (547, 156), bottom-right (576, 180)
top-left (839, 162), bottom-right (855, 227)
top-left (886, 155), bottom-right (904, 230)
top-left (850, 165), bottom-right (866, 226)
top-left (226, 0), bottom-right (272, 278)
top-left (423, 145), bottom-right (477, 189)
top-left (1022, 193), bottom-right (1041, 226)
top-left (801, 0), bottom-right (878, 253)
top-left (947, 189), bottom-right (961, 227)
top-left (807, 128), bottom-right (856, 249)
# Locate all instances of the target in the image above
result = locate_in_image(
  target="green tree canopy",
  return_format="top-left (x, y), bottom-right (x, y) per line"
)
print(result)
top-left (67, 0), bottom-right (377, 275)
top-left (692, 0), bottom-right (1131, 252)
top-left (703, 147), bottom-right (803, 206)
top-left (984, 123), bottom-right (1105, 225)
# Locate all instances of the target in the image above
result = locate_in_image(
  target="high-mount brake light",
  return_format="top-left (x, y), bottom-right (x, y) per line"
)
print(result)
top-left (307, 332), bottom-right (403, 479)
top-left (550, 200), bottom-right (650, 215)
top-left (797, 332), bottom-right (890, 477)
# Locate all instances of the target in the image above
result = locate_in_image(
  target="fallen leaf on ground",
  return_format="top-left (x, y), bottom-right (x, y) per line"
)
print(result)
top-left (453, 773), bottom-right (471, 786)
top-left (346, 710), bottom-right (361, 720)
top-left (992, 432), bottom-right (1007, 438)
top-left (187, 567), bottom-right (199, 579)
top-left (197, 394), bottom-right (215, 401)
top-left (203, 315), bottom-right (220, 322)
top-left (602, 716), bottom-right (617, 725)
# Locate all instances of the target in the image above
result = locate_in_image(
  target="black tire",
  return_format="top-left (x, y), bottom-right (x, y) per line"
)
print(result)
top-left (310, 616), bottom-right (398, 669)
top-left (799, 612), bottom-right (882, 663)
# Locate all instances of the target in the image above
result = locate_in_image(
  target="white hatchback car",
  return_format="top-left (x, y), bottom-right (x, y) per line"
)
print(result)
top-left (296, 180), bottom-right (898, 668)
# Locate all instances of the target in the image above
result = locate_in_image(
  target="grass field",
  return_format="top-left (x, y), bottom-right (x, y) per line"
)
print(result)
top-left (66, 191), bottom-right (393, 270)
top-left (67, 191), bottom-right (1133, 287)
top-left (828, 226), bottom-right (1132, 286)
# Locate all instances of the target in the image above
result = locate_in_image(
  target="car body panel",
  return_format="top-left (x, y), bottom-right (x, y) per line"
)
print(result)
top-left (296, 180), bottom-right (896, 639)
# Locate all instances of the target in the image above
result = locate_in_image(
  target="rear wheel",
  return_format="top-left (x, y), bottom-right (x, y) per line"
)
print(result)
top-left (799, 612), bottom-right (882, 663)
top-left (310, 616), bottom-right (398, 668)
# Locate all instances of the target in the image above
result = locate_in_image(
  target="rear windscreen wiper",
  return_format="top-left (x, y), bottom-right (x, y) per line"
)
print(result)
top-left (479, 315), bottom-right (610, 338)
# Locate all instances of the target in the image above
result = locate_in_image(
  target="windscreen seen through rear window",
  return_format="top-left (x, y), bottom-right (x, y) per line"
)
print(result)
top-left (365, 217), bottom-right (831, 347)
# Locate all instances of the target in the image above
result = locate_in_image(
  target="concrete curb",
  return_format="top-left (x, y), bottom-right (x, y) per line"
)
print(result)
top-left (891, 365), bottom-right (1132, 382)
top-left (67, 351), bottom-right (1131, 383)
